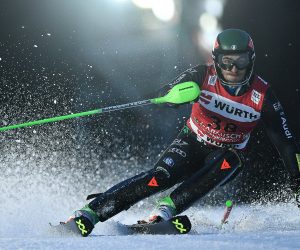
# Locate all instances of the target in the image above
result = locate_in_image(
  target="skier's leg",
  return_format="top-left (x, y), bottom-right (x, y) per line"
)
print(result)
top-left (59, 127), bottom-right (212, 236)
top-left (158, 148), bottom-right (243, 215)
top-left (60, 164), bottom-right (179, 236)
top-left (88, 169), bottom-right (172, 222)
top-left (63, 126), bottom-right (208, 235)
top-left (88, 126), bottom-right (208, 222)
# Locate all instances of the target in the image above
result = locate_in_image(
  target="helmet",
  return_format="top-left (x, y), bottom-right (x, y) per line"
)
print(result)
top-left (212, 29), bottom-right (255, 87)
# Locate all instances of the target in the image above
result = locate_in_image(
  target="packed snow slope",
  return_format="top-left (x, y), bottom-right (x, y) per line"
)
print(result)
top-left (0, 131), bottom-right (299, 250)
top-left (1, 155), bottom-right (300, 250)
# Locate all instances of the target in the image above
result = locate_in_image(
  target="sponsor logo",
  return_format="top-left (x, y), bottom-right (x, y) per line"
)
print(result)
top-left (206, 136), bottom-right (234, 148)
top-left (199, 90), bottom-right (260, 122)
top-left (186, 68), bottom-right (198, 74)
top-left (163, 157), bottom-right (175, 167)
top-left (221, 159), bottom-right (231, 170)
top-left (182, 125), bottom-right (190, 134)
top-left (273, 102), bottom-right (282, 112)
top-left (156, 166), bottom-right (171, 178)
top-left (171, 74), bottom-right (186, 85)
top-left (168, 148), bottom-right (187, 157)
top-left (248, 39), bottom-right (254, 49)
top-left (214, 39), bottom-right (219, 49)
top-left (170, 69), bottom-right (197, 85)
top-left (104, 100), bottom-right (149, 111)
top-left (199, 92), bottom-right (213, 105)
top-left (148, 177), bottom-right (159, 187)
top-left (172, 139), bottom-right (188, 147)
top-left (281, 116), bottom-right (293, 139)
top-left (172, 218), bottom-right (187, 234)
top-left (208, 75), bottom-right (217, 86)
top-left (208, 134), bottom-right (249, 149)
top-left (189, 118), bottom-right (250, 149)
top-left (214, 100), bottom-right (259, 120)
top-left (198, 135), bottom-right (248, 150)
top-left (251, 90), bottom-right (261, 104)
top-left (75, 219), bottom-right (88, 236)
top-left (204, 125), bottom-right (243, 140)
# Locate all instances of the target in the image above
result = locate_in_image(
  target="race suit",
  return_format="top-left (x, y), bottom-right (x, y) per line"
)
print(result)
top-left (88, 64), bottom-right (300, 221)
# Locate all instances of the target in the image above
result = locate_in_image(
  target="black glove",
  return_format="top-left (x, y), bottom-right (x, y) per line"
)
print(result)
top-left (291, 174), bottom-right (300, 208)
top-left (293, 153), bottom-right (300, 207)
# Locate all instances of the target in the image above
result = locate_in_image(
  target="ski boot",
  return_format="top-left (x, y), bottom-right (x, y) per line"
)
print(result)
top-left (138, 196), bottom-right (177, 224)
top-left (57, 205), bottom-right (99, 237)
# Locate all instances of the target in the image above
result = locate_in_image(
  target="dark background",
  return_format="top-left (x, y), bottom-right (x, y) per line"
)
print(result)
top-left (0, 0), bottom-right (299, 203)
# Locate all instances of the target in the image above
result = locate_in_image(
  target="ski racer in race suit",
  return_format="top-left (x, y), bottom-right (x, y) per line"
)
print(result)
top-left (62, 29), bottom-right (300, 236)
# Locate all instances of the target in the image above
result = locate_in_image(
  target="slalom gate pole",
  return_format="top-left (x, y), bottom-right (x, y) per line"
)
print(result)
top-left (0, 81), bottom-right (200, 132)
top-left (220, 200), bottom-right (233, 228)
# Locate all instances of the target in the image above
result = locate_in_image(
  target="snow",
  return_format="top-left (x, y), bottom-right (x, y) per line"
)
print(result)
top-left (1, 232), bottom-right (299, 250)
top-left (1, 197), bottom-right (299, 250)
top-left (0, 157), bottom-right (299, 249)
top-left (0, 221), bottom-right (299, 250)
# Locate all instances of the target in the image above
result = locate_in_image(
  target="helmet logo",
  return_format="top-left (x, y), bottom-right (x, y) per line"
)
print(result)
top-left (248, 38), bottom-right (254, 48)
top-left (214, 39), bottom-right (219, 49)
top-left (231, 45), bottom-right (237, 50)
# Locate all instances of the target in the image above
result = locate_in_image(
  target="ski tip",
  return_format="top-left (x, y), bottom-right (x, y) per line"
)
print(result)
top-left (48, 222), bottom-right (74, 237)
top-left (52, 216), bottom-right (94, 237)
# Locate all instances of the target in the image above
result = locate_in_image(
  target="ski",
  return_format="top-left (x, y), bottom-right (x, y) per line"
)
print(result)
top-left (50, 215), bottom-right (191, 236)
top-left (49, 216), bottom-right (94, 237)
top-left (117, 215), bottom-right (192, 235)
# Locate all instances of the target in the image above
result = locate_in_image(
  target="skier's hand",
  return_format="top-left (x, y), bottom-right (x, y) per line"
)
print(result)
top-left (295, 153), bottom-right (300, 208)
top-left (158, 84), bottom-right (171, 97)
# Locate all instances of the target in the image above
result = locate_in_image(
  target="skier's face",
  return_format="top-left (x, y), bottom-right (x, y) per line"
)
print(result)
top-left (219, 53), bottom-right (248, 84)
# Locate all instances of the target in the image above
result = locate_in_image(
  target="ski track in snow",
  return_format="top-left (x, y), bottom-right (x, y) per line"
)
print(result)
top-left (1, 159), bottom-right (300, 249)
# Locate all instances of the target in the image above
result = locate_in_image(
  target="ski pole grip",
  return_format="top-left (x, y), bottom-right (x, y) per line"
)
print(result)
top-left (151, 81), bottom-right (200, 105)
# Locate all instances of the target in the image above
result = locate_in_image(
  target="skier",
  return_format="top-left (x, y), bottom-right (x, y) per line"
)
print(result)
top-left (60, 29), bottom-right (300, 236)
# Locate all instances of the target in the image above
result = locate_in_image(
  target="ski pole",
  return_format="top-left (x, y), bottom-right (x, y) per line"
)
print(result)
top-left (220, 200), bottom-right (233, 228)
top-left (0, 81), bottom-right (200, 132)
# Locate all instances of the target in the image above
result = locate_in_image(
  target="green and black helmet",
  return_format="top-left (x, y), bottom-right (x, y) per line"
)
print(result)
top-left (212, 29), bottom-right (255, 87)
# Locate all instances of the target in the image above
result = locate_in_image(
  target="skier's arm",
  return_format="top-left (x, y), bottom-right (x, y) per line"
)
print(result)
top-left (261, 88), bottom-right (300, 196)
top-left (158, 64), bottom-right (207, 100)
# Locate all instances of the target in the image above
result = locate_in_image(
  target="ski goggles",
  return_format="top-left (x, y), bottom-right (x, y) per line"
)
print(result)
top-left (217, 53), bottom-right (250, 71)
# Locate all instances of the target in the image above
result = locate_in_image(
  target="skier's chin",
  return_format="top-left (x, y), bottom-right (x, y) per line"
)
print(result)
top-left (224, 76), bottom-right (243, 84)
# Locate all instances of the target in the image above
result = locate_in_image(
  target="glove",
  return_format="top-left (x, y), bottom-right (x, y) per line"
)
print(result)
top-left (293, 153), bottom-right (300, 207)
